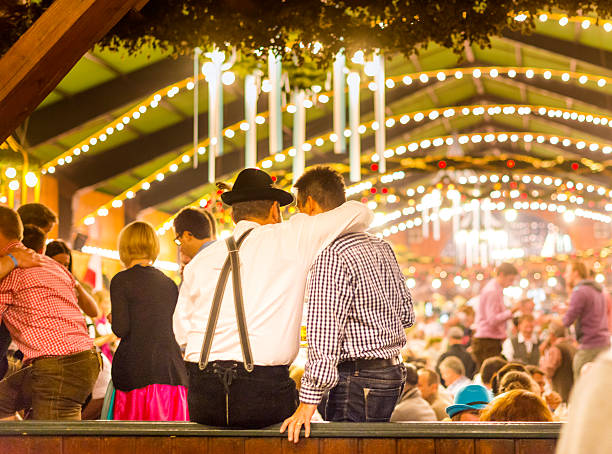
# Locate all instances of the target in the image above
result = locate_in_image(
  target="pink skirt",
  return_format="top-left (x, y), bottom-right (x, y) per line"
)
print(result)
top-left (113, 384), bottom-right (189, 421)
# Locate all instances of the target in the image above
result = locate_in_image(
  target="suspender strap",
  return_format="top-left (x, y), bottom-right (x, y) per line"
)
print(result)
top-left (199, 229), bottom-right (253, 372)
top-left (227, 234), bottom-right (255, 372)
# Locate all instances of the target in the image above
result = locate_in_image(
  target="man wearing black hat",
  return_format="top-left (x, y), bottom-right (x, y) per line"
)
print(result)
top-left (173, 168), bottom-right (373, 428)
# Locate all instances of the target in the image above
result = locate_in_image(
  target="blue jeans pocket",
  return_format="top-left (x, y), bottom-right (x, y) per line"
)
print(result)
top-left (364, 385), bottom-right (402, 422)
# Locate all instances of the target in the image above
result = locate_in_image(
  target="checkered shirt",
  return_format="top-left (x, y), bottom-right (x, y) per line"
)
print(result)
top-left (0, 242), bottom-right (92, 361)
top-left (299, 232), bottom-right (414, 405)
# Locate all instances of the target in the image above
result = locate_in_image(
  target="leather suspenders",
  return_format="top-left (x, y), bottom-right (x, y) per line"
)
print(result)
top-left (199, 229), bottom-right (255, 372)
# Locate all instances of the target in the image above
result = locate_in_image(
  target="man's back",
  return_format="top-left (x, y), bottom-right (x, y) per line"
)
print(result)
top-left (564, 282), bottom-right (610, 349)
top-left (308, 232), bottom-right (414, 358)
top-left (0, 253), bottom-right (91, 360)
top-left (175, 201), bottom-right (372, 366)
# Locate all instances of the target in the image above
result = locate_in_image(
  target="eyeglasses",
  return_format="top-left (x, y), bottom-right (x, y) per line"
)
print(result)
top-left (174, 233), bottom-right (182, 246)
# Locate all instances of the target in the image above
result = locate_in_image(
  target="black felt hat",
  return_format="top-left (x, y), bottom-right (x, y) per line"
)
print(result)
top-left (220, 168), bottom-right (294, 206)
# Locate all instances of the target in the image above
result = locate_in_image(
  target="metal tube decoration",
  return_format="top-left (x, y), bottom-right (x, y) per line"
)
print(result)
top-left (374, 53), bottom-right (386, 173)
top-left (268, 50), bottom-right (282, 154)
top-left (205, 50), bottom-right (224, 183)
top-left (292, 90), bottom-right (306, 184)
top-left (244, 74), bottom-right (258, 168)
top-left (333, 52), bottom-right (346, 154)
top-left (347, 72), bottom-right (361, 183)
top-left (193, 47), bottom-right (201, 169)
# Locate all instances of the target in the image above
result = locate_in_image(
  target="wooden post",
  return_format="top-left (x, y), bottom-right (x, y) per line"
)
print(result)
top-left (0, 0), bottom-right (149, 143)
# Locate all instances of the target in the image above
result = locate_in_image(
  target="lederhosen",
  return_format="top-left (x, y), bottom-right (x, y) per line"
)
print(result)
top-left (185, 230), bottom-right (297, 428)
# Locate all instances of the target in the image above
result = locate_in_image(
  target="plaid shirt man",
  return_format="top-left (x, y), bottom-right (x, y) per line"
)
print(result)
top-left (0, 241), bottom-right (92, 361)
top-left (300, 232), bottom-right (415, 405)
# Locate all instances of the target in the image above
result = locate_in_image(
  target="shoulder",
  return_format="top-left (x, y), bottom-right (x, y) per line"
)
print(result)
top-left (326, 232), bottom-right (379, 254)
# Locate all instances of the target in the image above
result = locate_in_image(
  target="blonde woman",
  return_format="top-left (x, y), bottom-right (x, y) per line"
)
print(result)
top-left (110, 221), bottom-right (188, 420)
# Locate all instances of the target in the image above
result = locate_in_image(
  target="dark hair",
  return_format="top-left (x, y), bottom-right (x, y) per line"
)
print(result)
top-left (405, 363), bottom-right (419, 386)
top-left (231, 200), bottom-right (275, 223)
top-left (499, 371), bottom-right (538, 394)
top-left (22, 224), bottom-right (46, 253)
top-left (480, 356), bottom-right (507, 386)
top-left (480, 390), bottom-right (553, 422)
top-left (492, 363), bottom-right (529, 395)
top-left (418, 367), bottom-right (440, 386)
top-left (526, 365), bottom-right (545, 377)
top-left (17, 203), bottom-right (57, 231)
top-left (0, 206), bottom-right (23, 240)
top-left (202, 210), bottom-right (217, 239)
top-left (45, 240), bottom-right (72, 272)
top-left (497, 262), bottom-right (519, 276)
top-left (294, 166), bottom-right (346, 211)
top-left (174, 208), bottom-right (215, 240)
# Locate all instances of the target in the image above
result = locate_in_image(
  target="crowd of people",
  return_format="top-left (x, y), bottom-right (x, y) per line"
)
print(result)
top-left (0, 165), bottom-right (610, 449)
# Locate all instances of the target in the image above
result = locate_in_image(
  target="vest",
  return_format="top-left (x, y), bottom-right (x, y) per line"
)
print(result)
top-left (510, 336), bottom-right (541, 366)
top-left (552, 340), bottom-right (577, 403)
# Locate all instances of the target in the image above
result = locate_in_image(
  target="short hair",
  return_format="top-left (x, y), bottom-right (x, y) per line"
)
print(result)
top-left (405, 363), bottom-right (419, 386)
top-left (492, 363), bottom-right (529, 395)
top-left (118, 221), bottom-right (160, 267)
top-left (480, 390), bottom-right (553, 422)
top-left (499, 371), bottom-right (539, 394)
top-left (0, 206), bottom-right (23, 240)
top-left (174, 208), bottom-right (214, 239)
top-left (231, 200), bottom-right (275, 223)
top-left (570, 261), bottom-right (588, 280)
top-left (294, 166), bottom-right (346, 211)
top-left (17, 203), bottom-right (57, 231)
top-left (550, 322), bottom-right (568, 338)
top-left (202, 210), bottom-right (217, 239)
top-left (518, 314), bottom-right (535, 325)
top-left (480, 357), bottom-right (507, 386)
top-left (439, 356), bottom-right (465, 376)
top-left (497, 262), bottom-right (518, 276)
top-left (526, 365), bottom-right (545, 377)
top-left (418, 367), bottom-right (440, 386)
top-left (22, 224), bottom-right (46, 252)
top-left (45, 240), bottom-right (72, 271)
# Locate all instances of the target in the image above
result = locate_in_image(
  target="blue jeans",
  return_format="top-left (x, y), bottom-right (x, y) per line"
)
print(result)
top-left (323, 364), bottom-right (406, 422)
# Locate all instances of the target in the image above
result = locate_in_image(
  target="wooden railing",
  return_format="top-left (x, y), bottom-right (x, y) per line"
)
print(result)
top-left (0, 421), bottom-right (561, 453)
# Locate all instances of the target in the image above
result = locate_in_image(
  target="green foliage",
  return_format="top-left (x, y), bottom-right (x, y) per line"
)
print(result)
top-left (3, 0), bottom-right (612, 88)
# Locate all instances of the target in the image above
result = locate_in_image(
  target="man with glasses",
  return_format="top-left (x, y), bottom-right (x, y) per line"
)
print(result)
top-left (173, 208), bottom-right (217, 263)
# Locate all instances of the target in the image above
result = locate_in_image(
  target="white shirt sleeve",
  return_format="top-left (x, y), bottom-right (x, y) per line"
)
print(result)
top-left (501, 337), bottom-right (514, 361)
top-left (288, 200), bottom-right (373, 266)
top-left (174, 266), bottom-right (194, 348)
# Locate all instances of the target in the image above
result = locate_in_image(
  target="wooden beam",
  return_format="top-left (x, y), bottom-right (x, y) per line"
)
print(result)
top-left (0, 0), bottom-right (149, 144)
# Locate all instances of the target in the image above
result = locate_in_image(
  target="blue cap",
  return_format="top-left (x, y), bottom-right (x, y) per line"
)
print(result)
top-left (446, 384), bottom-right (491, 418)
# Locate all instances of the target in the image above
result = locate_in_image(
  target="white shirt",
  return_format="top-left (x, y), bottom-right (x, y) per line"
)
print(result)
top-left (174, 201), bottom-right (373, 366)
top-left (501, 332), bottom-right (537, 361)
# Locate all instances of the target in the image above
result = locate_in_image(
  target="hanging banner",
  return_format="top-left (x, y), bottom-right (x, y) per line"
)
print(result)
top-left (347, 72), bottom-right (361, 182)
top-left (333, 52), bottom-right (346, 155)
top-left (373, 53), bottom-right (386, 173)
top-left (244, 74), bottom-right (258, 168)
top-left (292, 90), bottom-right (306, 184)
top-left (268, 51), bottom-right (282, 155)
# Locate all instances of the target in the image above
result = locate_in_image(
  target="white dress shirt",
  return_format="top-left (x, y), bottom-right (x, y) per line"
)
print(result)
top-left (174, 201), bottom-right (373, 366)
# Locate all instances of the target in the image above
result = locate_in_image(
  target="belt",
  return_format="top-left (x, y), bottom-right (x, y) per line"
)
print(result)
top-left (338, 357), bottom-right (400, 372)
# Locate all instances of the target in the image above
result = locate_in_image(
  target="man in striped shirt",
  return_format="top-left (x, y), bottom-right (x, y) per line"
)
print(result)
top-left (281, 167), bottom-right (414, 442)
